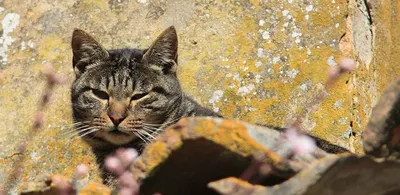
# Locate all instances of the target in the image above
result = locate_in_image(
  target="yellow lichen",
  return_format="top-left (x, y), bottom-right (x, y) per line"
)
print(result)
top-left (80, 182), bottom-right (111, 195)
top-left (143, 142), bottom-right (170, 172)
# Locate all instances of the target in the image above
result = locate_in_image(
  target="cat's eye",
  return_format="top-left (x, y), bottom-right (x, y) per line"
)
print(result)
top-left (92, 89), bottom-right (109, 100)
top-left (153, 87), bottom-right (166, 94)
top-left (131, 93), bottom-right (148, 101)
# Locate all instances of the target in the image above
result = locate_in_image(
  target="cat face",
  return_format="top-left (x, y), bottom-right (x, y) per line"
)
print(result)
top-left (70, 27), bottom-right (183, 147)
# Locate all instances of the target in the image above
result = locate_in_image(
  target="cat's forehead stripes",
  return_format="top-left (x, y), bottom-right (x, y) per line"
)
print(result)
top-left (104, 69), bottom-right (134, 100)
top-left (108, 48), bottom-right (143, 68)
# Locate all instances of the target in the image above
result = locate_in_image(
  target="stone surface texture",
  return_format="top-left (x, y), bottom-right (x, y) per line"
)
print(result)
top-left (0, 0), bottom-right (399, 194)
top-left (209, 154), bottom-right (400, 195)
top-left (131, 117), bottom-right (328, 195)
top-left (20, 175), bottom-right (111, 195)
top-left (362, 76), bottom-right (400, 158)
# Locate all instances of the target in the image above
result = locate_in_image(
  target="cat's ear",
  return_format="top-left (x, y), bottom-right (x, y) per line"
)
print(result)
top-left (71, 29), bottom-right (109, 76)
top-left (142, 26), bottom-right (178, 74)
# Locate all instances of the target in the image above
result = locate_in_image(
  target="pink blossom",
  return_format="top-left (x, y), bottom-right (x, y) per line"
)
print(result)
top-left (119, 172), bottom-right (139, 195)
top-left (104, 148), bottom-right (141, 194)
top-left (33, 112), bottom-right (45, 129)
top-left (121, 148), bottom-right (138, 166)
top-left (52, 176), bottom-right (71, 195)
top-left (285, 128), bottom-right (316, 156)
top-left (338, 57), bottom-right (355, 72)
top-left (44, 63), bottom-right (66, 85)
top-left (74, 164), bottom-right (89, 179)
top-left (105, 156), bottom-right (124, 175)
top-left (327, 57), bottom-right (355, 83)
top-left (328, 66), bottom-right (341, 81)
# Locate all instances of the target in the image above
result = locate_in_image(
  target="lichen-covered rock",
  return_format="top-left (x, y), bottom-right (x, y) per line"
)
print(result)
top-left (0, 0), bottom-right (399, 193)
top-left (209, 154), bottom-right (400, 195)
top-left (347, 0), bottom-right (400, 153)
top-left (362, 77), bottom-right (400, 158)
top-left (208, 177), bottom-right (264, 195)
top-left (131, 117), bottom-right (328, 195)
top-left (20, 175), bottom-right (111, 195)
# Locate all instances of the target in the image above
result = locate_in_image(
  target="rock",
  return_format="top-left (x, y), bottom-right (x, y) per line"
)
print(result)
top-left (209, 154), bottom-right (400, 195)
top-left (362, 77), bottom-right (400, 158)
top-left (208, 177), bottom-right (264, 195)
top-left (349, 0), bottom-right (400, 154)
top-left (20, 175), bottom-right (111, 195)
top-left (18, 116), bottom-right (400, 195)
top-left (78, 183), bottom-right (112, 195)
top-left (131, 117), bottom-right (329, 195)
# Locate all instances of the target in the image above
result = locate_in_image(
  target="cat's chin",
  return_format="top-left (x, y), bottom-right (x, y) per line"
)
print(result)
top-left (101, 132), bottom-right (136, 145)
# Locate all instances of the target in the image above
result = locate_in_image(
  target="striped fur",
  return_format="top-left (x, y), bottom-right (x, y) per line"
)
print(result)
top-left (70, 26), bottom-right (221, 152)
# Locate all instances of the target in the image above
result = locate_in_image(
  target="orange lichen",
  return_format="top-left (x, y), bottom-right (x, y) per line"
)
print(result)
top-left (140, 142), bottom-right (170, 172)
top-left (137, 117), bottom-right (283, 178)
top-left (163, 129), bottom-right (184, 150)
top-left (192, 119), bottom-right (220, 139)
top-left (208, 176), bottom-right (264, 194)
top-left (214, 176), bottom-right (264, 189)
top-left (80, 182), bottom-right (112, 195)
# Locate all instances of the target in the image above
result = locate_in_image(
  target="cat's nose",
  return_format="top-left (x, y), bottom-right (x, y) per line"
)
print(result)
top-left (108, 112), bottom-right (126, 126)
top-left (108, 102), bottom-right (127, 126)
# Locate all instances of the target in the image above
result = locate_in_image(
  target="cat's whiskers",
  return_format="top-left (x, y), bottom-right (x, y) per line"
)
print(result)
top-left (68, 126), bottom-right (101, 139)
top-left (57, 122), bottom-right (85, 133)
top-left (141, 127), bottom-right (164, 143)
top-left (132, 131), bottom-right (143, 143)
top-left (62, 121), bottom-right (92, 128)
top-left (74, 126), bottom-right (101, 139)
top-left (143, 126), bottom-right (163, 135)
top-left (59, 120), bottom-right (98, 136)
top-left (61, 121), bottom-right (103, 138)
top-left (61, 118), bottom-right (106, 137)
top-left (72, 121), bottom-right (92, 126)
top-left (68, 128), bottom-right (93, 139)
top-left (133, 130), bottom-right (149, 144)
top-left (140, 129), bottom-right (156, 140)
top-left (140, 118), bottom-right (186, 141)
top-left (141, 123), bottom-right (162, 127)
top-left (142, 126), bottom-right (161, 133)
top-left (61, 124), bottom-right (91, 136)
top-left (75, 128), bottom-right (99, 139)
top-left (61, 121), bottom-right (88, 128)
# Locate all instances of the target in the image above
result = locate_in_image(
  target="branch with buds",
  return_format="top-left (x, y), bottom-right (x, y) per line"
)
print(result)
top-left (285, 57), bottom-right (355, 157)
top-left (51, 164), bottom-right (90, 195)
top-left (3, 64), bottom-right (66, 192)
top-left (240, 57), bottom-right (356, 184)
top-left (51, 148), bottom-right (162, 194)
top-left (105, 148), bottom-right (140, 195)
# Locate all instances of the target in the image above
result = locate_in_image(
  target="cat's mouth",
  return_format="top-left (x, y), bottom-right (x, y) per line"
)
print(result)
top-left (100, 128), bottom-right (136, 145)
top-left (108, 129), bottom-right (130, 136)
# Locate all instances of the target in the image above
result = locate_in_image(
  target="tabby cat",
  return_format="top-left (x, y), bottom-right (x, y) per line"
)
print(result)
top-left (70, 26), bottom-right (221, 153)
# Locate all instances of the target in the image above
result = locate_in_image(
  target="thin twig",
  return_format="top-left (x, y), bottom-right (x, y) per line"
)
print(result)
top-left (3, 64), bottom-right (65, 192)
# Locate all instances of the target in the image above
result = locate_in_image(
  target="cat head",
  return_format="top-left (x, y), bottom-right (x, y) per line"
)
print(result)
top-left (70, 26), bottom-right (183, 147)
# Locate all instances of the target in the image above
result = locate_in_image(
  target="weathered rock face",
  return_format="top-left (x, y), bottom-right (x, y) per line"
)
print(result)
top-left (131, 117), bottom-right (329, 195)
top-left (0, 0), bottom-right (399, 194)
top-left (17, 115), bottom-right (400, 195)
top-left (209, 155), bottom-right (400, 195)
top-left (362, 76), bottom-right (400, 158)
